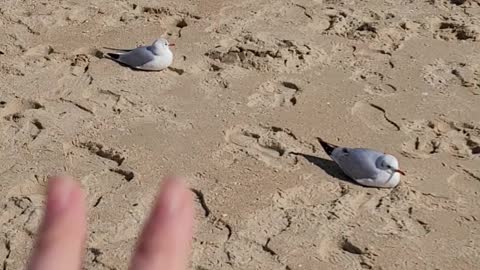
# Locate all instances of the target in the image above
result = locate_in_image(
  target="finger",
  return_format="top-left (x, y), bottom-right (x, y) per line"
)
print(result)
top-left (129, 177), bottom-right (194, 270)
top-left (27, 176), bottom-right (87, 270)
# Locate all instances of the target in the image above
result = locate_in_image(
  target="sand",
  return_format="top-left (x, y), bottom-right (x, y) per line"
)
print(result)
top-left (1, 0), bottom-right (480, 269)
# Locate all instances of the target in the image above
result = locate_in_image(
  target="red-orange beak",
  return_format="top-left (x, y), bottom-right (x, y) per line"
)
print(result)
top-left (395, 169), bottom-right (405, 176)
top-left (169, 43), bottom-right (175, 47)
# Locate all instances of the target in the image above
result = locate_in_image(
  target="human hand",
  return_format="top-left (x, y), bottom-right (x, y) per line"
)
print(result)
top-left (27, 176), bottom-right (194, 270)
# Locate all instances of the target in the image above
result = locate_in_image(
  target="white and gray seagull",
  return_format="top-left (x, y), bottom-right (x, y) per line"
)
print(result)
top-left (104, 38), bottom-right (174, 71)
top-left (318, 138), bottom-right (405, 188)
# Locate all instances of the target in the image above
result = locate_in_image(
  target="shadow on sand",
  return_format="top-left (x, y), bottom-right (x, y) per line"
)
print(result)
top-left (291, 152), bottom-right (359, 186)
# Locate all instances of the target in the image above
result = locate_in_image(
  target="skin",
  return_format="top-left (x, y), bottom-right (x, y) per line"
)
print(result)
top-left (26, 175), bottom-right (194, 270)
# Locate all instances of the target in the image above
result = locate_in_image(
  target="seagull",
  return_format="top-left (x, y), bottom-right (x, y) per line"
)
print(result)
top-left (317, 138), bottom-right (405, 188)
top-left (104, 38), bottom-right (174, 71)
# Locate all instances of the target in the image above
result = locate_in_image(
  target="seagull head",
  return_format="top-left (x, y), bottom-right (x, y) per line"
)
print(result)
top-left (152, 38), bottom-right (175, 53)
top-left (153, 38), bottom-right (175, 48)
top-left (377, 154), bottom-right (405, 176)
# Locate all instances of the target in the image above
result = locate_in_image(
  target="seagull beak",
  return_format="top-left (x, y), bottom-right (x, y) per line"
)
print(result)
top-left (395, 169), bottom-right (405, 176)
top-left (169, 43), bottom-right (175, 47)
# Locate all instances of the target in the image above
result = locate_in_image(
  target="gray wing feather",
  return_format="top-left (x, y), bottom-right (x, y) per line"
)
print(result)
top-left (333, 148), bottom-right (382, 180)
top-left (117, 46), bottom-right (155, 67)
top-left (103, 47), bottom-right (133, 52)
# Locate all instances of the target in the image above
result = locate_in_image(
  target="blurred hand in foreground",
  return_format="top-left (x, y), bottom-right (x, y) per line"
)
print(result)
top-left (27, 175), bottom-right (194, 270)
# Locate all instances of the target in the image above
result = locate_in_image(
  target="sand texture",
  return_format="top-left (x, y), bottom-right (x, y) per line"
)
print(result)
top-left (1, 0), bottom-right (480, 269)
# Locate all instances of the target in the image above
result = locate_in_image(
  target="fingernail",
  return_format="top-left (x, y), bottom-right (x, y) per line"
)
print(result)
top-left (46, 176), bottom-right (76, 216)
top-left (156, 177), bottom-right (185, 218)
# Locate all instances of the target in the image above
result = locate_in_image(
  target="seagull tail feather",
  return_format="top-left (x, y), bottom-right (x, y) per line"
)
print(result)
top-left (103, 47), bottom-right (133, 52)
top-left (106, 53), bottom-right (121, 60)
top-left (317, 137), bottom-right (338, 156)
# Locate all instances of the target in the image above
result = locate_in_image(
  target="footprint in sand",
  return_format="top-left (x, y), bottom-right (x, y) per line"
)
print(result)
top-left (247, 81), bottom-right (301, 109)
top-left (0, 98), bottom-right (44, 119)
top-left (423, 59), bottom-right (480, 95)
top-left (351, 101), bottom-right (400, 134)
top-left (326, 236), bottom-right (378, 269)
top-left (223, 125), bottom-right (313, 170)
top-left (401, 119), bottom-right (480, 159)
top-left (206, 33), bottom-right (323, 72)
top-left (24, 44), bottom-right (54, 57)
top-left (432, 19), bottom-right (480, 42)
top-left (322, 8), bottom-right (411, 53)
top-left (1, 193), bottom-right (44, 252)
top-left (0, 98), bottom-right (46, 145)
top-left (352, 69), bottom-right (398, 97)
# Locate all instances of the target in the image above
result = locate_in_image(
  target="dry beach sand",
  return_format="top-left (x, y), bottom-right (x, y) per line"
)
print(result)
top-left (1, 0), bottom-right (480, 269)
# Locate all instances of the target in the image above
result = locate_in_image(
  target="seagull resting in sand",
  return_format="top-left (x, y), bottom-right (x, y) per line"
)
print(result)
top-left (318, 138), bottom-right (405, 188)
top-left (105, 38), bottom-right (174, 71)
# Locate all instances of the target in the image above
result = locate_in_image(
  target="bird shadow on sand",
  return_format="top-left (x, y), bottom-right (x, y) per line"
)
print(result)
top-left (291, 152), bottom-right (359, 186)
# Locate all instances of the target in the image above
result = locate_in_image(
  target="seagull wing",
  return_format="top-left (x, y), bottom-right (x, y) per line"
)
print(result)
top-left (115, 46), bottom-right (156, 67)
top-left (332, 148), bottom-right (382, 181)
